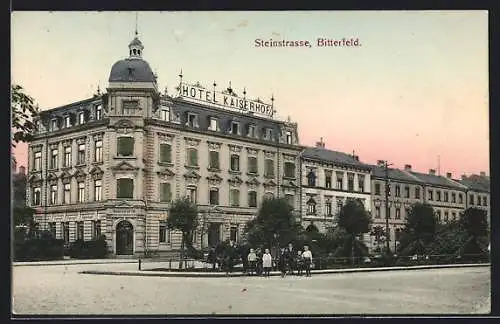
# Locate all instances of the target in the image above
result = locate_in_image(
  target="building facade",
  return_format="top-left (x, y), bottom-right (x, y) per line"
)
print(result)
top-left (458, 173), bottom-right (490, 224)
top-left (26, 35), bottom-right (302, 256)
top-left (300, 139), bottom-right (372, 234)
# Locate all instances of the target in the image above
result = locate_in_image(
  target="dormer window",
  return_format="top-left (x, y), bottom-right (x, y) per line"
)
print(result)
top-left (286, 131), bottom-right (293, 144)
top-left (231, 121), bottom-right (240, 135)
top-left (78, 111), bottom-right (85, 125)
top-left (50, 118), bottom-right (58, 131)
top-left (187, 113), bottom-right (198, 128)
top-left (64, 115), bottom-right (71, 128)
top-left (248, 124), bottom-right (256, 138)
top-left (209, 117), bottom-right (218, 131)
top-left (95, 105), bottom-right (102, 120)
top-left (160, 107), bottom-right (170, 121)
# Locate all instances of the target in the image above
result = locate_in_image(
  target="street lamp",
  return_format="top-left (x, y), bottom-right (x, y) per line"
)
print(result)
top-left (383, 161), bottom-right (394, 253)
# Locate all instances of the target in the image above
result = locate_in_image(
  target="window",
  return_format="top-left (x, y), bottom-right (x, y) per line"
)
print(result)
top-left (78, 182), bottom-right (85, 202)
top-left (336, 172), bottom-right (343, 190)
top-left (436, 191), bottom-right (441, 201)
top-left (375, 183), bottom-right (381, 195)
top-left (459, 193), bottom-right (463, 204)
top-left (307, 171), bottom-right (316, 187)
top-left (50, 185), bottom-right (57, 205)
top-left (265, 128), bottom-right (273, 140)
top-left (230, 226), bottom-right (238, 242)
top-left (95, 105), bottom-right (102, 120)
top-left (77, 144), bottom-right (86, 165)
top-left (444, 211), bottom-right (449, 222)
top-left (415, 187), bottom-right (421, 199)
top-left (337, 199), bottom-right (343, 213)
top-left (375, 206), bottom-right (381, 218)
top-left (483, 196), bottom-right (487, 206)
top-left (159, 222), bottom-right (169, 243)
top-left (210, 188), bottom-right (219, 205)
top-left (187, 187), bottom-right (197, 203)
top-left (284, 162), bottom-right (295, 178)
top-left (264, 159), bottom-right (274, 177)
top-left (451, 193), bottom-right (456, 203)
top-left (32, 187), bottom-right (41, 205)
top-left (64, 146), bottom-right (72, 167)
top-left (63, 183), bottom-right (71, 204)
top-left (187, 113), bottom-right (198, 127)
top-left (436, 210), bottom-right (442, 222)
top-left (159, 144), bottom-right (172, 163)
top-left (325, 172), bottom-right (332, 189)
top-left (443, 191), bottom-right (449, 202)
top-left (78, 112), bottom-right (85, 125)
top-left (347, 174), bottom-right (354, 191)
top-left (117, 178), bottom-right (133, 199)
top-left (395, 185), bottom-right (401, 197)
top-left (358, 176), bottom-right (365, 193)
top-left (94, 140), bottom-right (103, 162)
top-left (248, 124), bottom-right (256, 137)
top-left (208, 117), bottom-right (218, 131)
top-left (325, 202), bottom-right (332, 216)
top-left (50, 149), bottom-right (58, 169)
top-left (404, 186), bottom-right (410, 198)
top-left (307, 198), bottom-right (316, 215)
top-left (160, 108), bottom-right (170, 121)
top-left (122, 100), bottom-right (138, 115)
top-left (62, 222), bottom-right (69, 243)
top-left (230, 121), bottom-right (240, 135)
top-left (248, 191), bottom-right (257, 207)
top-left (51, 119), bottom-right (58, 131)
top-left (64, 115), bottom-right (71, 128)
top-left (187, 148), bottom-right (198, 166)
top-left (209, 151), bottom-right (219, 169)
top-left (230, 189), bottom-right (240, 207)
top-left (33, 151), bottom-right (42, 171)
top-left (476, 195), bottom-right (481, 206)
top-left (264, 192), bottom-right (275, 200)
top-left (469, 194), bottom-right (474, 205)
top-left (49, 222), bottom-right (56, 238)
top-left (286, 131), bottom-right (293, 144)
top-left (76, 221), bottom-right (84, 240)
top-left (248, 156), bottom-right (258, 174)
top-left (117, 137), bottom-right (134, 156)
top-left (92, 220), bottom-right (101, 239)
top-left (395, 208), bottom-right (401, 219)
top-left (230, 155), bottom-right (240, 171)
top-left (452, 212), bottom-right (457, 221)
top-left (160, 183), bottom-right (172, 202)
top-left (94, 180), bottom-right (102, 201)
top-left (428, 190), bottom-right (434, 201)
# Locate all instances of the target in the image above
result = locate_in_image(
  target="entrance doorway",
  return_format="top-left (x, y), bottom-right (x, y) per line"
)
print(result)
top-left (116, 220), bottom-right (134, 255)
top-left (207, 223), bottom-right (221, 247)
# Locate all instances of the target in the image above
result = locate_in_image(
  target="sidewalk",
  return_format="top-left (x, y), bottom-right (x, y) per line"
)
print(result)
top-left (13, 258), bottom-right (138, 267)
top-left (79, 263), bottom-right (489, 278)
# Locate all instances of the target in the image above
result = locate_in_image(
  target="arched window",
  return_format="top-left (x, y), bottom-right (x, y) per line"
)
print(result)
top-left (306, 197), bottom-right (316, 215)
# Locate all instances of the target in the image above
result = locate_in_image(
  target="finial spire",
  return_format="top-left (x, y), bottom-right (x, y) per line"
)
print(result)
top-left (135, 12), bottom-right (138, 36)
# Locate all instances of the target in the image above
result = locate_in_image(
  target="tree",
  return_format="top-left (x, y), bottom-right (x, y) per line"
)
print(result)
top-left (166, 198), bottom-right (199, 269)
top-left (11, 84), bottom-right (40, 147)
top-left (244, 197), bottom-right (303, 249)
top-left (336, 199), bottom-right (371, 262)
top-left (458, 207), bottom-right (489, 255)
top-left (398, 203), bottom-right (436, 255)
top-left (370, 225), bottom-right (386, 252)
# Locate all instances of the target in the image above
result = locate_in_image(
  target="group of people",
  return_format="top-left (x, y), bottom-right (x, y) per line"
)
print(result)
top-left (246, 243), bottom-right (314, 277)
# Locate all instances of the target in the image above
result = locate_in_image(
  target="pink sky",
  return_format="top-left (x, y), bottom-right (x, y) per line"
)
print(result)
top-left (11, 11), bottom-right (489, 178)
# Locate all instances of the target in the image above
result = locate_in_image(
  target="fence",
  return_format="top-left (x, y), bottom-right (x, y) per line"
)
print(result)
top-left (137, 253), bottom-right (489, 272)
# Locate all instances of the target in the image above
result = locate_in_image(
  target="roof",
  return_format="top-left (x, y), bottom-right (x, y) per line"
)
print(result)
top-left (301, 147), bottom-right (372, 171)
top-left (129, 37), bottom-right (143, 48)
top-left (109, 58), bottom-right (155, 83)
top-left (458, 178), bottom-right (490, 193)
top-left (409, 171), bottom-right (467, 190)
top-left (370, 165), bottom-right (424, 184)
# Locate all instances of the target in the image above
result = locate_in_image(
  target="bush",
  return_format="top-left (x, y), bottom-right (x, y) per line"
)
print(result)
top-left (68, 235), bottom-right (108, 259)
top-left (14, 234), bottom-right (65, 261)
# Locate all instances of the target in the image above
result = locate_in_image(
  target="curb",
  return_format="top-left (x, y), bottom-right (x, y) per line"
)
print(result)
top-left (79, 263), bottom-right (490, 278)
top-left (13, 259), bottom-right (138, 267)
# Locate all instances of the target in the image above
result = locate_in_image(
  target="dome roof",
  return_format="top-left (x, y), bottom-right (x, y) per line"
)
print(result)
top-left (129, 37), bottom-right (143, 47)
top-left (108, 58), bottom-right (155, 83)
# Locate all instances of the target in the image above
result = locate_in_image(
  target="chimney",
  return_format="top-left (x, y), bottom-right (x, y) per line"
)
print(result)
top-left (404, 164), bottom-right (412, 171)
top-left (354, 155), bottom-right (359, 161)
top-left (19, 166), bottom-right (26, 175)
top-left (480, 171), bottom-right (486, 177)
top-left (315, 137), bottom-right (325, 148)
top-left (429, 169), bottom-right (436, 175)
top-left (461, 174), bottom-right (467, 180)
top-left (377, 160), bottom-right (385, 167)
top-left (446, 172), bottom-right (452, 179)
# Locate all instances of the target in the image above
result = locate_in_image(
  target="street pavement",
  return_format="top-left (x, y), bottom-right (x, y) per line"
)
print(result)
top-left (12, 262), bottom-right (490, 315)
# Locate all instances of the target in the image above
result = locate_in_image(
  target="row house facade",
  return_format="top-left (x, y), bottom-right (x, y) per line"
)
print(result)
top-left (26, 35), bottom-right (302, 256)
top-left (458, 173), bottom-right (490, 224)
top-left (300, 139), bottom-right (372, 234)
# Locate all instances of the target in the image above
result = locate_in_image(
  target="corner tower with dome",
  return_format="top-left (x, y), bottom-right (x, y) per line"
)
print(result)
top-left (26, 33), bottom-right (303, 257)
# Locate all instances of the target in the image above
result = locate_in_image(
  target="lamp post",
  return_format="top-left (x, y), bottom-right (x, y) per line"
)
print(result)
top-left (383, 161), bottom-right (394, 253)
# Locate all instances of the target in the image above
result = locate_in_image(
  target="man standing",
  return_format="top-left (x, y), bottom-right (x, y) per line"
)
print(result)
top-left (285, 242), bottom-right (295, 275)
top-left (302, 245), bottom-right (313, 277)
